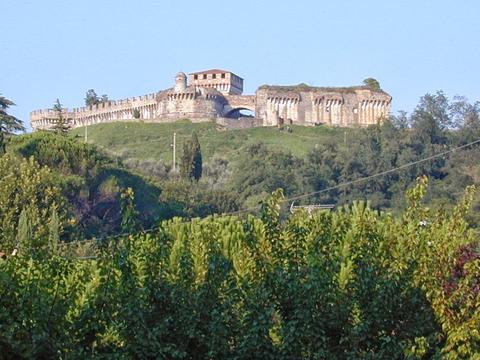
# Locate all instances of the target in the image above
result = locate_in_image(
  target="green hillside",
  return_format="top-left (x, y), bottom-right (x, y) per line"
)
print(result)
top-left (69, 120), bottom-right (347, 164)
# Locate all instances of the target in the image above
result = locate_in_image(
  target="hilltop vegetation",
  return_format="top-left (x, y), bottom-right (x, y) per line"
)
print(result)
top-left (1, 90), bottom-right (479, 243)
top-left (68, 92), bottom-right (480, 226)
top-left (0, 90), bottom-right (479, 358)
top-left (5, 132), bottom-right (165, 240)
top-left (69, 120), bottom-right (344, 163)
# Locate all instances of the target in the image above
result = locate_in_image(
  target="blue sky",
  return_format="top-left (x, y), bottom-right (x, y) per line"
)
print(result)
top-left (1, 0), bottom-right (479, 131)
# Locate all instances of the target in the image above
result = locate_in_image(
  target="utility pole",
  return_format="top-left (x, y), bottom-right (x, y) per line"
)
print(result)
top-left (172, 132), bottom-right (176, 173)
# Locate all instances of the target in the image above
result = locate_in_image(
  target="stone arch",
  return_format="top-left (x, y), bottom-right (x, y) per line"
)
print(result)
top-left (223, 106), bottom-right (255, 119)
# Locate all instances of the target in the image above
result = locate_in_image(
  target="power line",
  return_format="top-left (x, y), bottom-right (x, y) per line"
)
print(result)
top-left (287, 138), bottom-right (480, 202)
top-left (66, 137), bottom-right (480, 254)
top-left (226, 138), bottom-right (480, 215)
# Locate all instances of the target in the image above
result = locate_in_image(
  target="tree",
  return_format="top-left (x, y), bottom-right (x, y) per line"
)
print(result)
top-left (362, 77), bottom-right (381, 91)
top-left (230, 143), bottom-right (301, 206)
top-left (16, 209), bottom-right (32, 253)
top-left (48, 208), bottom-right (60, 254)
top-left (120, 187), bottom-right (140, 233)
top-left (0, 132), bottom-right (5, 156)
top-left (390, 110), bottom-right (410, 129)
top-left (132, 108), bottom-right (141, 119)
top-left (0, 154), bottom-right (66, 253)
top-left (0, 95), bottom-right (25, 134)
top-left (85, 89), bottom-right (109, 107)
top-left (413, 91), bottom-right (452, 130)
top-left (450, 96), bottom-right (480, 142)
top-left (180, 132), bottom-right (202, 181)
top-left (0, 95), bottom-right (25, 154)
top-left (85, 89), bottom-right (99, 106)
top-left (52, 99), bottom-right (70, 134)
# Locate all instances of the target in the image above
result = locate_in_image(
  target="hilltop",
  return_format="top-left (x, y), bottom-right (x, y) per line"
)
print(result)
top-left (69, 120), bottom-right (348, 166)
top-left (23, 86), bottom-right (480, 230)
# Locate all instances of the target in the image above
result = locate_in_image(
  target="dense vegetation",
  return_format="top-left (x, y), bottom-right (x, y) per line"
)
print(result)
top-left (71, 91), bottom-right (480, 226)
top-left (0, 183), bottom-right (479, 358)
top-left (5, 132), bottom-right (164, 239)
top-left (0, 90), bottom-right (479, 358)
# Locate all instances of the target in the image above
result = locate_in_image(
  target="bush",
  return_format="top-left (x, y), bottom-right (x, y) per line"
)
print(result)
top-left (0, 180), bottom-right (478, 358)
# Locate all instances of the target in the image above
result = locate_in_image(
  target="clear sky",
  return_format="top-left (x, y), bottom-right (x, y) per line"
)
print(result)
top-left (1, 0), bottom-right (479, 131)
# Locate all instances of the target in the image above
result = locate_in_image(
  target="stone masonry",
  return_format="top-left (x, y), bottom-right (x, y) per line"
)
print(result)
top-left (30, 69), bottom-right (391, 131)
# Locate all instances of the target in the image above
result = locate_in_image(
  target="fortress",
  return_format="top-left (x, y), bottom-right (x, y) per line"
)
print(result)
top-left (30, 69), bottom-right (392, 131)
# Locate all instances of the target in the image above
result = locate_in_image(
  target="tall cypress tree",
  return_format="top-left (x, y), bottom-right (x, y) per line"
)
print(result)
top-left (16, 208), bottom-right (32, 253)
top-left (180, 132), bottom-right (202, 181)
top-left (0, 131), bottom-right (5, 156)
top-left (48, 208), bottom-right (60, 254)
top-left (191, 132), bottom-right (202, 181)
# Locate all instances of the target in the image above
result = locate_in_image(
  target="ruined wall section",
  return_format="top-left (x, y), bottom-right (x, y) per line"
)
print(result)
top-left (256, 86), bottom-right (391, 127)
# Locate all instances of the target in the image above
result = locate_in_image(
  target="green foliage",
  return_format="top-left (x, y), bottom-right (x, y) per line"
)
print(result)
top-left (69, 99), bottom-right (480, 227)
top-left (85, 89), bottom-right (109, 107)
top-left (8, 131), bottom-right (163, 238)
top-left (51, 98), bottom-right (70, 134)
top-left (68, 121), bottom-right (339, 165)
top-left (85, 89), bottom-right (99, 106)
top-left (0, 154), bottom-right (66, 254)
top-left (120, 187), bottom-right (141, 233)
top-left (132, 108), bottom-right (141, 119)
top-left (9, 131), bottom-right (111, 176)
top-left (49, 208), bottom-right (60, 254)
top-left (363, 77), bottom-right (381, 90)
top-left (16, 209), bottom-right (32, 252)
top-left (0, 183), bottom-right (478, 358)
top-left (0, 131), bottom-right (5, 156)
top-left (231, 143), bottom-right (302, 206)
top-left (0, 94), bottom-right (25, 134)
top-left (159, 179), bottom-right (238, 218)
top-left (0, 94), bottom-right (24, 155)
top-left (180, 132), bottom-right (202, 181)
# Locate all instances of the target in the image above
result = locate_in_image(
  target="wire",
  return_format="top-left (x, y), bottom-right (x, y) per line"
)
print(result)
top-left (66, 137), bottom-right (480, 254)
top-left (225, 138), bottom-right (480, 215)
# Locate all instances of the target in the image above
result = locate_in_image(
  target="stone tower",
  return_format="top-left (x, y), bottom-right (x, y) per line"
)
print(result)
top-left (174, 72), bottom-right (187, 92)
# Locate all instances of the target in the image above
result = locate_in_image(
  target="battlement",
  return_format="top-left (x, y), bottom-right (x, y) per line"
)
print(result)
top-left (30, 70), bottom-right (392, 131)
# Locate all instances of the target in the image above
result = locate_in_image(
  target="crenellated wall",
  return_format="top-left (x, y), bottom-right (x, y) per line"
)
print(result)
top-left (30, 93), bottom-right (158, 130)
top-left (30, 71), bottom-right (392, 131)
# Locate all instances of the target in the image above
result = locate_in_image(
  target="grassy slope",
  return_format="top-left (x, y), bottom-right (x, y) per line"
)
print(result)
top-left (70, 120), bottom-right (348, 164)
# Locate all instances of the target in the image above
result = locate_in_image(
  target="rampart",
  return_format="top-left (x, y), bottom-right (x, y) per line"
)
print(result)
top-left (30, 70), bottom-right (392, 131)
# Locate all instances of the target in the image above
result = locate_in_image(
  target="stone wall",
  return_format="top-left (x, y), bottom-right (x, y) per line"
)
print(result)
top-left (30, 93), bottom-right (157, 130)
top-left (255, 86), bottom-right (391, 127)
top-left (30, 71), bottom-right (392, 131)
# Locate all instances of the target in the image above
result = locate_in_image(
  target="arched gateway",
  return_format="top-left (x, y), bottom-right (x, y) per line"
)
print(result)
top-left (30, 70), bottom-right (391, 131)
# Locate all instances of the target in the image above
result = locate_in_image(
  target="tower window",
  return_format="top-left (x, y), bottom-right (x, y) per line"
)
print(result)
top-left (203, 74), bottom-right (207, 79)
top-left (212, 74), bottom-right (216, 79)
top-left (221, 73), bottom-right (226, 79)
top-left (194, 74), bottom-right (198, 80)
